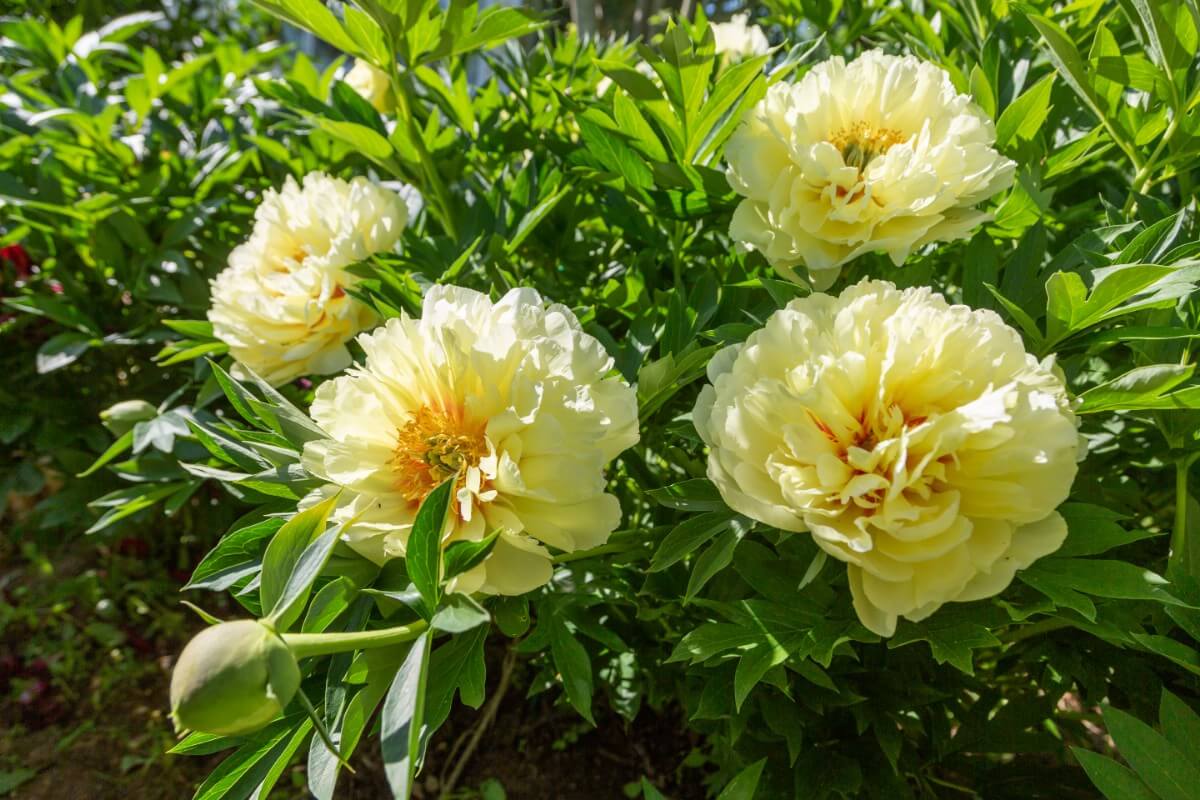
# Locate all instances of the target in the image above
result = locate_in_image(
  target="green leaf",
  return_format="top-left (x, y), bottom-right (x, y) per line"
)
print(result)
top-left (1057, 503), bottom-right (1161, 557)
top-left (1027, 15), bottom-right (1111, 135)
top-left (969, 64), bottom-right (996, 119)
top-left (733, 640), bottom-right (790, 711)
top-left (889, 605), bottom-right (1004, 675)
top-left (1159, 690), bottom-right (1200, 755)
top-left (647, 479), bottom-right (726, 512)
top-left (186, 517), bottom-right (285, 591)
top-left (380, 634), bottom-right (431, 800)
top-left (715, 758), bottom-right (767, 800)
top-left (77, 429), bottom-right (134, 477)
top-left (249, 0), bottom-right (359, 54)
top-left (317, 118), bottom-right (395, 162)
top-left (234, 362), bottom-right (329, 445)
top-left (640, 778), bottom-right (669, 800)
top-left (424, 626), bottom-right (488, 732)
top-left (160, 321), bottom-right (214, 340)
top-left (494, 595), bottom-right (530, 638)
top-left (443, 532), bottom-right (499, 580)
top-left (1022, 558), bottom-right (1189, 607)
top-left (667, 622), bottom-right (758, 664)
top-left (550, 617), bottom-right (594, 724)
top-left (996, 72), bottom-right (1055, 148)
top-left (637, 344), bottom-right (721, 418)
top-left (1103, 706), bottom-right (1200, 800)
top-left (192, 718), bottom-right (308, 800)
top-left (430, 592), bottom-right (490, 633)
top-left (85, 482), bottom-right (183, 534)
top-left (1072, 748), bottom-right (1158, 800)
top-left (259, 495), bottom-right (338, 617)
top-left (308, 648), bottom-right (394, 800)
top-left (267, 522), bottom-right (344, 631)
top-left (407, 477), bottom-right (454, 616)
top-left (302, 577), bottom-right (357, 634)
top-left (208, 360), bottom-right (265, 430)
top-left (684, 523), bottom-right (746, 602)
top-left (650, 511), bottom-right (736, 572)
top-left (1078, 364), bottom-right (1196, 413)
top-left (36, 331), bottom-right (93, 374)
top-left (504, 186), bottom-right (569, 255)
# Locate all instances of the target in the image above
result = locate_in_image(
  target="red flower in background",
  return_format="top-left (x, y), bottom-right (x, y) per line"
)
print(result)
top-left (0, 244), bottom-right (32, 280)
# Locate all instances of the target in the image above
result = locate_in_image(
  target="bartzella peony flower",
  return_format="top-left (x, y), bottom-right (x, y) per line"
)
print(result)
top-left (693, 280), bottom-right (1080, 637)
top-left (208, 172), bottom-right (408, 385)
top-left (345, 58), bottom-right (395, 113)
top-left (725, 50), bottom-right (1015, 289)
top-left (711, 13), bottom-right (770, 60)
top-left (301, 285), bottom-right (639, 595)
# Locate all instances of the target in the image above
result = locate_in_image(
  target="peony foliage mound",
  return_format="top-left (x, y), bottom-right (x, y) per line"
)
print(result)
top-left (7, 0), bottom-right (1200, 797)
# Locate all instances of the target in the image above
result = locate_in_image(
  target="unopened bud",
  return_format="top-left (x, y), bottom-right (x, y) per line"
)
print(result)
top-left (169, 620), bottom-right (299, 736)
top-left (100, 400), bottom-right (157, 436)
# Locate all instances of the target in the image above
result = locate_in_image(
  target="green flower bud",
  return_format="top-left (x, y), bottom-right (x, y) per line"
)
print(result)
top-left (100, 399), bottom-right (157, 436)
top-left (169, 620), bottom-right (300, 736)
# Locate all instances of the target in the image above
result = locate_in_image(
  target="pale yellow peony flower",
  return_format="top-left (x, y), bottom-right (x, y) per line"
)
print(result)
top-left (208, 173), bottom-right (408, 386)
top-left (693, 280), bottom-right (1079, 636)
top-left (711, 13), bottom-right (770, 60)
top-left (725, 50), bottom-right (1015, 289)
top-left (300, 285), bottom-right (639, 595)
top-left (345, 58), bottom-right (395, 114)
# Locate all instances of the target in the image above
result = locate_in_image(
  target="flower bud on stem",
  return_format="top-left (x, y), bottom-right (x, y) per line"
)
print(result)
top-left (170, 618), bottom-right (429, 737)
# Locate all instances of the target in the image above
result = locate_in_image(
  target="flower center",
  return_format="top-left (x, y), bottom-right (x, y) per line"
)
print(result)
top-left (808, 406), bottom-right (945, 516)
top-left (392, 406), bottom-right (488, 504)
top-left (828, 122), bottom-right (907, 169)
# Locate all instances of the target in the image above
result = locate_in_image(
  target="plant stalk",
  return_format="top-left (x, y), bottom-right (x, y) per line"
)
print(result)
top-left (1000, 617), bottom-right (1074, 645)
top-left (1123, 115), bottom-right (1181, 215)
top-left (386, 60), bottom-right (459, 241)
top-left (282, 620), bottom-right (429, 660)
top-left (1170, 455), bottom-right (1196, 580)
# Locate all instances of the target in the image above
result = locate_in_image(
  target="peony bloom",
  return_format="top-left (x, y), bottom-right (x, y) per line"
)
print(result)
top-left (693, 281), bottom-right (1079, 636)
top-left (300, 285), bottom-right (639, 595)
top-left (208, 173), bottom-right (408, 385)
top-left (711, 13), bottom-right (770, 60)
top-left (725, 51), bottom-right (1015, 289)
top-left (345, 58), bottom-right (395, 113)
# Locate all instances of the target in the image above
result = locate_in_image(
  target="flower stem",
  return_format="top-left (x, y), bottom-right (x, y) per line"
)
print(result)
top-left (1000, 617), bottom-right (1074, 645)
top-left (282, 620), bottom-right (428, 660)
top-left (1123, 115), bottom-right (1181, 216)
top-left (1170, 455), bottom-right (1197, 580)
top-left (385, 60), bottom-right (459, 241)
top-left (552, 541), bottom-right (641, 564)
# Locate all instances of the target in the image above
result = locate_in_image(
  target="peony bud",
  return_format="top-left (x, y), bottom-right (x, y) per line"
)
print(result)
top-left (345, 59), bottom-right (396, 114)
top-left (169, 620), bottom-right (300, 736)
top-left (100, 399), bottom-right (157, 436)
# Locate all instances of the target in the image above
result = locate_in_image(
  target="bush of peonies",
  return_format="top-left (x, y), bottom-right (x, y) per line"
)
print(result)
top-left (11, 2), bottom-right (1200, 798)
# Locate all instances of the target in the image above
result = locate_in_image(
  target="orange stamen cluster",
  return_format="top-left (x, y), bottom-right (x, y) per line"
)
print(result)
top-left (392, 405), bottom-right (488, 504)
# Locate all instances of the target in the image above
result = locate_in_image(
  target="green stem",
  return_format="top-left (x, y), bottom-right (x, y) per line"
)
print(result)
top-left (387, 62), bottom-right (459, 241)
top-left (1170, 456), bottom-right (1195, 579)
top-left (1000, 617), bottom-right (1074, 645)
top-left (1123, 115), bottom-right (1181, 215)
top-left (282, 620), bottom-right (428, 660)
top-left (553, 541), bottom-right (640, 564)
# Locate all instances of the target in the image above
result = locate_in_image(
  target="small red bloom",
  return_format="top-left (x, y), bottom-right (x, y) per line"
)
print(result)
top-left (0, 244), bottom-right (31, 278)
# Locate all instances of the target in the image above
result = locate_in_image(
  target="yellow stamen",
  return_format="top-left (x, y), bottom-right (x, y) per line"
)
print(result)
top-left (828, 122), bottom-right (908, 169)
